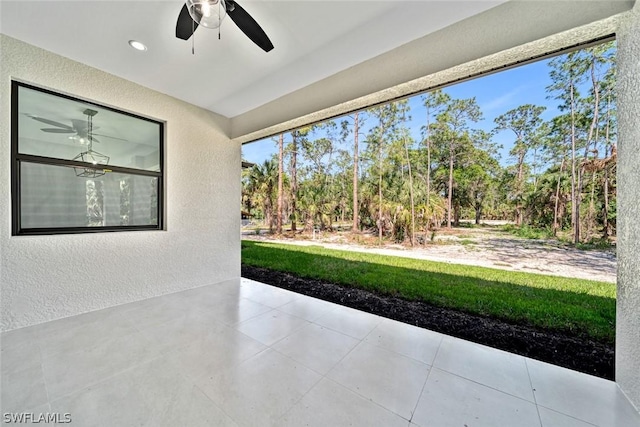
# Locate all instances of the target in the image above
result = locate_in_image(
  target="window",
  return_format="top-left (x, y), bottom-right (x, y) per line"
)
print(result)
top-left (11, 81), bottom-right (164, 235)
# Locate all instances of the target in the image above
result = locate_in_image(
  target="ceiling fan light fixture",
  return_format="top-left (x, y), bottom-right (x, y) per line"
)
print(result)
top-left (186, 0), bottom-right (227, 29)
top-left (72, 149), bottom-right (110, 178)
top-left (71, 108), bottom-right (110, 178)
top-left (69, 135), bottom-right (88, 145)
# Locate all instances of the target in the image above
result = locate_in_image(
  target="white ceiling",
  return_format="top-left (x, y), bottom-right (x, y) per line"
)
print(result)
top-left (0, 1), bottom-right (506, 118)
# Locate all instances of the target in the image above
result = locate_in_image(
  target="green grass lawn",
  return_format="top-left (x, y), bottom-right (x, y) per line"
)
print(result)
top-left (241, 240), bottom-right (616, 344)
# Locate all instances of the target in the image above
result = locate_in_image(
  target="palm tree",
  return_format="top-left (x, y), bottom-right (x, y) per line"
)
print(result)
top-left (249, 159), bottom-right (278, 233)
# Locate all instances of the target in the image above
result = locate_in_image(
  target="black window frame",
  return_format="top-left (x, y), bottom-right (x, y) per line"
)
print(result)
top-left (11, 81), bottom-right (165, 236)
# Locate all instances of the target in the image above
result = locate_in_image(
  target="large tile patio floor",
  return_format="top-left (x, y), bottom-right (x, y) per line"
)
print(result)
top-left (2, 278), bottom-right (639, 426)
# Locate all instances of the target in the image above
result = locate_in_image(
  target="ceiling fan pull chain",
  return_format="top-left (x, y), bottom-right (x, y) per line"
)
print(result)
top-left (192, 18), bottom-right (195, 54)
top-left (218, 0), bottom-right (221, 40)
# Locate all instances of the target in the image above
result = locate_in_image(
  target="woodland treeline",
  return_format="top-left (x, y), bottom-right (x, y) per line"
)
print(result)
top-left (242, 42), bottom-right (617, 245)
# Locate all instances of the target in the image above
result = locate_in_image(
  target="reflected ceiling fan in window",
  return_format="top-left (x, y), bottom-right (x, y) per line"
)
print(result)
top-left (26, 109), bottom-right (127, 145)
top-left (175, 0), bottom-right (274, 53)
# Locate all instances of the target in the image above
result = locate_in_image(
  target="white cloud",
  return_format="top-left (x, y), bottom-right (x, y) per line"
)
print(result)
top-left (480, 86), bottom-right (527, 114)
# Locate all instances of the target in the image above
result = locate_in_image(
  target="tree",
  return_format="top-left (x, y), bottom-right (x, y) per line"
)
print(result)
top-left (599, 69), bottom-right (617, 239)
top-left (332, 148), bottom-right (353, 224)
top-left (541, 112), bottom-right (573, 235)
top-left (241, 161), bottom-right (255, 217)
top-left (547, 42), bottom-right (616, 242)
top-left (365, 100), bottom-right (410, 244)
top-left (434, 97), bottom-right (482, 228)
top-left (494, 104), bottom-right (546, 226)
top-left (241, 41), bottom-right (617, 246)
top-left (576, 44), bottom-right (616, 242)
top-left (277, 133), bottom-right (284, 234)
top-left (352, 111), bottom-right (361, 232)
top-left (249, 160), bottom-right (278, 232)
top-left (548, 51), bottom-right (582, 240)
top-left (299, 121), bottom-right (339, 230)
top-left (421, 90), bottom-right (450, 229)
top-left (289, 131), bottom-right (298, 232)
top-left (462, 132), bottom-right (500, 224)
top-left (341, 111), bottom-right (366, 232)
top-left (288, 127), bottom-right (313, 232)
top-left (402, 133), bottom-right (417, 244)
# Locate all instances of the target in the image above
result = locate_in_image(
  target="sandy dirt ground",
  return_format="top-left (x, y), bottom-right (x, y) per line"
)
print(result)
top-left (242, 225), bottom-right (616, 283)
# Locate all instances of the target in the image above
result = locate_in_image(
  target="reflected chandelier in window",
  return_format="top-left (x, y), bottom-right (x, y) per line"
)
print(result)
top-left (71, 109), bottom-right (110, 178)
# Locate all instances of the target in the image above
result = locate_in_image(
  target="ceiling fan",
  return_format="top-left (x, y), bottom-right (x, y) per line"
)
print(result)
top-left (26, 109), bottom-right (127, 145)
top-left (175, 0), bottom-right (274, 52)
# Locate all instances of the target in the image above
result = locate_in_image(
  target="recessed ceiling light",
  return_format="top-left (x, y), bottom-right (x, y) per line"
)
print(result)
top-left (128, 40), bottom-right (147, 51)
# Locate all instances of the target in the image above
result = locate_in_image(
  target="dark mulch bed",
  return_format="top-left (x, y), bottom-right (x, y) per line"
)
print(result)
top-left (242, 264), bottom-right (614, 380)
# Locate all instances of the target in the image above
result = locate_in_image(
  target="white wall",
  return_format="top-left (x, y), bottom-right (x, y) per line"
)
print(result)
top-left (0, 35), bottom-right (240, 331)
top-left (616, 1), bottom-right (640, 411)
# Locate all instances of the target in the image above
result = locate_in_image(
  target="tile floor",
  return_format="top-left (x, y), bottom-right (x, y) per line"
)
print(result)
top-left (1, 278), bottom-right (639, 427)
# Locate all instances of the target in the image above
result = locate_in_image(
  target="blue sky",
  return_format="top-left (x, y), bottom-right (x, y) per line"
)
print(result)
top-left (242, 57), bottom-right (562, 167)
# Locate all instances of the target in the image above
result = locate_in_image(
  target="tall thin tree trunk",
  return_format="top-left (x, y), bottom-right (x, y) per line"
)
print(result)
top-left (516, 151), bottom-right (525, 226)
top-left (378, 140), bottom-right (383, 245)
top-left (265, 195), bottom-right (273, 233)
top-left (425, 107), bottom-right (432, 235)
top-left (575, 59), bottom-right (601, 244)
top-left (553, 158), bottom-right (565, 236)
top-left (404, 138), bottom-right (416, 246)
top-left (290, 133), bottom-right (297, 232)
top-left (447, 142), bottom-right (454, 228)
top-left (352, 112), bottom-right (359, 232)
top-left (602, 90), bottom-right (612, 239)
top-left (586, 171), bottom-right (597, 241)
top-left (454, 204), bottom-right (461, 227)
top-left (575, 164), bottom-right (585, 243)
top-left (426, 141), bottom-right (431, 203)
top-left (603, 162), bottom-right (610, 239)
top-left (277, 134), bottom-right (284, 234)
top-left (570, 81), bottom-right (578, 243)
top-left (532, 147), bottom-right (539, 192)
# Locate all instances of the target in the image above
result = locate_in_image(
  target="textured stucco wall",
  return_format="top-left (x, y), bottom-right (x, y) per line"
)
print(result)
top-left (616, 2), bottom-right (640, 411)
top-left (0, 35), bottom-right (239, 331)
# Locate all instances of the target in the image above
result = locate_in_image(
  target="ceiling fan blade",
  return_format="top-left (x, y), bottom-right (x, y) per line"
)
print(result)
top-left (41, 128), bottom-right (75, 133)
top-left (227, 1), bottom-right (274, 52)
top-left (27, 115), bottom-right (74, 130)
top-left (93, 133), bottom-right (128, 142)
top-left (176, 3), bottom-right (198, 40)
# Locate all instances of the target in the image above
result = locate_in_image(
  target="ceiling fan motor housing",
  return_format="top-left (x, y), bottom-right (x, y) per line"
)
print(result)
top-left (186, 0), bottom-right (227, 29)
